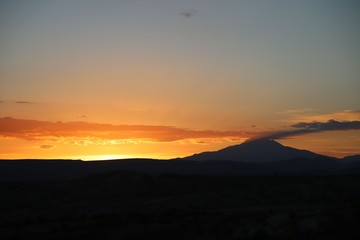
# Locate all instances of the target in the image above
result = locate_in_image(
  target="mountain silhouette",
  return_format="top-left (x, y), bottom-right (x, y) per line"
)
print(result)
top-left (341, 154), bottom-right (360, 162)
top-left (181, 139), bottom-right (323, 162)
top-left (1, 140), bottom-right (359, 182)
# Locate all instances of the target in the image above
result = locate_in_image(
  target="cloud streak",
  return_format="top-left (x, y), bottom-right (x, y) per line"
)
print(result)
top-left (0, 117), bottom-right (251, 142)
top-left (15, 101), bottom-right (36, 104)
top-left (283, 109), bottom-right (360, 123)
top-left (291, 119), bottom-right (360, 130)
top-left (0, 100), bottom-right (37, 104)
top-left (253, 119), bottom-right (360, 141)
top-left (40, 144), bottom-right (54, 149)
top-left (180, 9), bottom-right (197, 18)
top-left (3, 117), bottom-right (358, 146)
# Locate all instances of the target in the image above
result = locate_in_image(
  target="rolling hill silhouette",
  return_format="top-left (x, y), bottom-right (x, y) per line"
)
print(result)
top-left (181, 139), bottom-right (323, 162)
top-left (0, 139), bottom-right (359, 181)
top-left (342, 154), bottom-right (360, 162)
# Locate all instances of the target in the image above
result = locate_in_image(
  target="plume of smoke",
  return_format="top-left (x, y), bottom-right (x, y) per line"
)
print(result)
top-left (251, 119), bottom-right (360, 141)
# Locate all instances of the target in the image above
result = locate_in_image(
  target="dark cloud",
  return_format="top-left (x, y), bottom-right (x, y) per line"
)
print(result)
top-left (291, 119), bottom-right (360, 130)
top-left (0, 100), bottom-right (36, 104)
top-left (40, 145), bottom-right (54, 149)
top-left (180, 9), bottom-right (197, 18)
top-left (252, 120), bottom-right (360, 141)
top-left (16, 101), bottom-right (35, 104)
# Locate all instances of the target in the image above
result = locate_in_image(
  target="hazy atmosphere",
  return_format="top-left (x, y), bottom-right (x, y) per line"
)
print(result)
top-left (2, 2), bottom-right (360, 239)
top-left (1, 0), bottom-right (359, 159)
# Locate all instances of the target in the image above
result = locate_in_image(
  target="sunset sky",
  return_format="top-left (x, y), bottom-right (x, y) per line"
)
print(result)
top-left (1, 0), bottom-right (359, 160)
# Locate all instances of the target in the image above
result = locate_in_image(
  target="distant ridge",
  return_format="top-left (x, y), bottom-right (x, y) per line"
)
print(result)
top-left (180, 139), bottom-right (323, 162)
top-left (1, 140), bottom-right (360, 182)
top-left (341, 154), bottom-right (360, 162)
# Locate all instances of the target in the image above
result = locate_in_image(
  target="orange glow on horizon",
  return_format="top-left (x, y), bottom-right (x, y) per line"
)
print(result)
top-left (0, 116), bottom-right (253, 160)
top-left (1, 1), bottom-right (359, 161)
top-left (77, 154), bottom-right (142, 161)
top-left (0, 116), bottom-right (359, 160)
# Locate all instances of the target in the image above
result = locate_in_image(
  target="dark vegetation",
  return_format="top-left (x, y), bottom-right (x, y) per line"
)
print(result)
top-left (1, 172), bottom-right (360, 239)
top-left (1, 141), bottom-right (359, 239)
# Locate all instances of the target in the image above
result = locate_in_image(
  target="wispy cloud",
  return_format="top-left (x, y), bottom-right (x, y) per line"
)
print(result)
top-left (0, 100), bottom-right (37, 104)
top-left (3, 116), bottom-right (358, 146)
top-left (281, 109), bottom-right (360, 123)
top-left (40, 144), bottom-right (54, 149)
top-left (15, 101), bottom-right (36, 104)
top-left (291, 119), bottom-right (360, 130)
top-left (252, 119), bottom-right (360, 141)
top-left (0, 117), bottom-right (251, 143)
top-left (180, 9), bottom-right (197, 18)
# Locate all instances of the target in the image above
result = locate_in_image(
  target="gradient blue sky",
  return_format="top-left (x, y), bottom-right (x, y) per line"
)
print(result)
top-left (1, 0), bottom-right (359, 159)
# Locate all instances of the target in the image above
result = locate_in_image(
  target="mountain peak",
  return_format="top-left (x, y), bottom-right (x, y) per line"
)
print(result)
top-left (241, 138), bottom-right (282, 147)
top-left (220, 139), bottom-right (285, 153)
top-left (181, 139), bottom-right (321, 163)
top-left (245, 138), bottom-right (277, 143)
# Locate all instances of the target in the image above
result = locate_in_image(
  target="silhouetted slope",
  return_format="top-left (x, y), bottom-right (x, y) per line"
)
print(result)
top-left (0, 141), bottom-right (359, 182)
top-left (181, 139), bottom-right (322, 162)
top-left (341, 154), bottom-right (360, 162)
top-left (1, 157), bottom-right (359, 182)
top-left (0, 159), bottom-right (266, 182)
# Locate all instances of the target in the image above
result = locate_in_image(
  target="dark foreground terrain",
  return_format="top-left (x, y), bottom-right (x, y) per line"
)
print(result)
top-left (1, 172), bottom-right (360, 239)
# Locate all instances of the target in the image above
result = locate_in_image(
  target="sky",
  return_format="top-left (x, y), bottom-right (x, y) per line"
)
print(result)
top-left (1, 0), bottom-right (359, 160)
